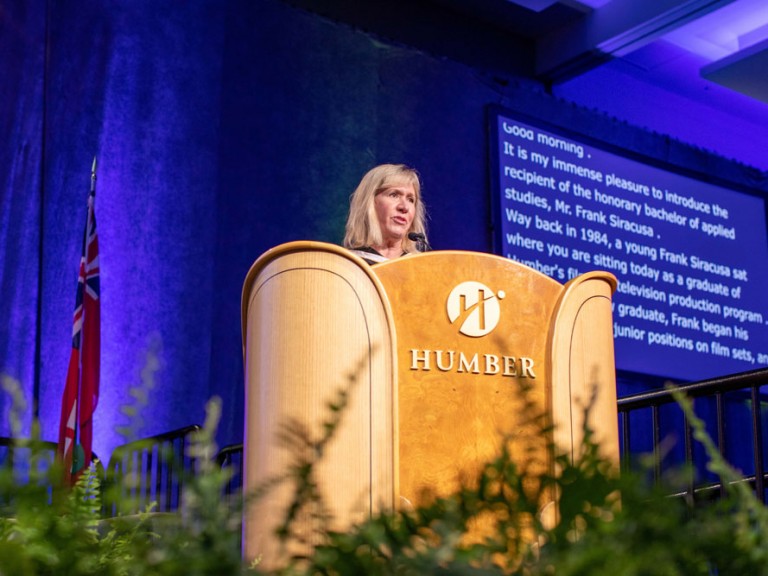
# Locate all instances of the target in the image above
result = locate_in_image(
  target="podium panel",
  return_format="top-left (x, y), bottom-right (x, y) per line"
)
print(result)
top-left (373, 251), bottom-right (562, 505)
top-left (241, 243), bottom-right (397, 565)
top-left (241, 242), bottom-right (618, 565)
top-left (548, 272), bottom-right (618, 465)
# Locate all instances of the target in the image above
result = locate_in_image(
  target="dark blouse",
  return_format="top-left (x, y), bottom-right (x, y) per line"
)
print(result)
top-left (349, 246), bottom-right (407, 265)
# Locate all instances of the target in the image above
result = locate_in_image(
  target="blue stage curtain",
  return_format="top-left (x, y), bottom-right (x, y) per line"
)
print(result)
top-left (2, 0), bottom-right (764, 462)
top-left (0, 0), bottom-right (46, 437)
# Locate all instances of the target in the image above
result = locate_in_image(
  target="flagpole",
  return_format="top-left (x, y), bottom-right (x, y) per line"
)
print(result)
top-left (76, 158), bottom-right (96, 463)
top-left (91, 157), bottom-right (97, 195)
top-left (77, 156), bottom-right (99, 471)
top-left (75, 156), bottom-right (96, 446)
top-left (79, 156), bottom-right (101, 473)
top-left (58, 157), bottom-right (101, 484)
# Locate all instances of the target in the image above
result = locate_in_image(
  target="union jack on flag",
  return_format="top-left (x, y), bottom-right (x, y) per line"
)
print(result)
top-left (57, 160), bottom-right (100, 483)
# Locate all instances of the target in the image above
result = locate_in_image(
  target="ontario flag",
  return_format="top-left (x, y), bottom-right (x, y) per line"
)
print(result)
top-left (57, 160), bottom-right (100, 484)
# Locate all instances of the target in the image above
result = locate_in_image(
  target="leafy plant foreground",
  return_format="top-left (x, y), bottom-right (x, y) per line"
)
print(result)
top-left (1, 373), bottom-right (768, 575)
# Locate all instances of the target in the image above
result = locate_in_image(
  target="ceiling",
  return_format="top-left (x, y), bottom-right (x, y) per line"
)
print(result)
top-left (428, 0), bottom-right (768, 111)
top-left (291, 0), bottom-right (768, 168)
top-left (293, 0), bottom-right (768, 106)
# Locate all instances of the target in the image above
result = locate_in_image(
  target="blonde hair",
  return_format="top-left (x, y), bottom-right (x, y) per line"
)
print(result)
top-left (343, 164), bottom-right (427, 253)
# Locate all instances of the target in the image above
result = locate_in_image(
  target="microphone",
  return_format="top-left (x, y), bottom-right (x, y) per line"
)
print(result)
top-left (408, 232), bottom-right (431, 253)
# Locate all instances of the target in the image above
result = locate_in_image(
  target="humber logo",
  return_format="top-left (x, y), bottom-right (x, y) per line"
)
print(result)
top-left (446, 281), bottom-right (505, 337)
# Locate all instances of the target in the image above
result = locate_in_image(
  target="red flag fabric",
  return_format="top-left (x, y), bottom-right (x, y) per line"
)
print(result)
top-left (58, 167), bottom-right (100, 483)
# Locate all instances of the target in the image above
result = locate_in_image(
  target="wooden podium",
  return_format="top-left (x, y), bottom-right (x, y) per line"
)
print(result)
top-left (241, 241), bottom-right (618, 564)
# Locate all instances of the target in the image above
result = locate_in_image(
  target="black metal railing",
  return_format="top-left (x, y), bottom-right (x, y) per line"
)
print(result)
top-left (4, 367), bottom-right (767, 515)
top-left (216, 442), bottom-right (244, 504)
top-left (1, 428), bottom-right (241, 517)
top-left (0, 438), bottom-right (106, 510)
top-left (618, 367), bottom-right (768, 503)
top-left (0, 437), bottom-right (59, 510)
top-left (102, 425), bottom-right (201, 516)
top-left (0, 437), bottom-right (58, 474)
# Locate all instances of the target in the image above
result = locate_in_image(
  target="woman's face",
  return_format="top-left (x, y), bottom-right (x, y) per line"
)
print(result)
top-left (374, 181), bottom-right (416, 245)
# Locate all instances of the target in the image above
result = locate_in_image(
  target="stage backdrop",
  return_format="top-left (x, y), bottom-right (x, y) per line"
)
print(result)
top-left (1, 0), bottom-right (766, 461)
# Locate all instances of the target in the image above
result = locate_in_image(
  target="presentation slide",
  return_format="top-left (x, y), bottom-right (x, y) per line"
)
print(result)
top-left (489, 108), bottom-right (768, 382)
